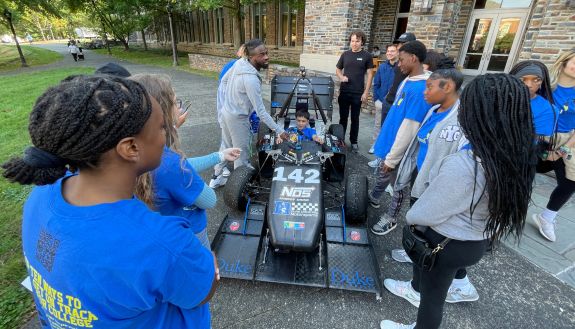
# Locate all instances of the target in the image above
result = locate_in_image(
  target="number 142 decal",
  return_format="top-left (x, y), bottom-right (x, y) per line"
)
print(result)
top-left (273, 167), bottom-right (320, 184)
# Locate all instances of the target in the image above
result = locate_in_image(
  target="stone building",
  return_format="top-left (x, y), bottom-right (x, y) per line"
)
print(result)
top-left (146, 0), bottom-right (575, 75)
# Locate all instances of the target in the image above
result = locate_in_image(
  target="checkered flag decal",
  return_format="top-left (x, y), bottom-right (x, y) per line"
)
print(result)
top-left (292, 202), bottom-right (319, 213)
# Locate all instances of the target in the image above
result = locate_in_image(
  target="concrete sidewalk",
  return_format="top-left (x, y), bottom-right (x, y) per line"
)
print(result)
top-left (19, 43), bottom-right (575, 329)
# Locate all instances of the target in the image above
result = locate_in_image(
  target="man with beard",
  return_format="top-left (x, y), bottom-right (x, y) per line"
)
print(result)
top-left (210, 39), bottom-right (288, 187)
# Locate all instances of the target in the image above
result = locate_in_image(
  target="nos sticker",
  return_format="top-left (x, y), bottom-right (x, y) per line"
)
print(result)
top-left (283, 221), bottom-right (305, 230)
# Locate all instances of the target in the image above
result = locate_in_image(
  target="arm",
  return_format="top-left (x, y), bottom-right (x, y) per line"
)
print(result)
top-left (406, 155), bottom-right (478, 227)
top-left (373, 68), bottom-right (382, 102)
top-left (193, 184), bottom-right (217, 209)
top-left (383, 119), bottom-right (420, 169)
top-left (186, 152), bottom-right (220, 173)
top-left (362, 69), bottom-right (374, 103)
top-left (336, 68), bottom-right (348, 82)
top-left (244, 76), bottom-right (285, 135)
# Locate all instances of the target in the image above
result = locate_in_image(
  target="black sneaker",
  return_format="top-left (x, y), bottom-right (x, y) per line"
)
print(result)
top-left (351, 144), bottom-right (359, 153)
top-left (368, 193), bottom-right (381, 208)
top-left (371, 215), bottom-right (397, 236)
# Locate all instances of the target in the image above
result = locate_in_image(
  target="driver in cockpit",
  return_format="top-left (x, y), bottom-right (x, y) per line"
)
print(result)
top-left (276, 110), bottom-right (324, 145)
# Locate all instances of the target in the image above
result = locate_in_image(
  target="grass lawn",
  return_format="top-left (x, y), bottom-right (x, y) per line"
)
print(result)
top-left (0, 67), bottom-right (93, 329)
top-left (94, 46), bottom-right (220, 79)
top-left (0, 45), bottom-right (62, 72)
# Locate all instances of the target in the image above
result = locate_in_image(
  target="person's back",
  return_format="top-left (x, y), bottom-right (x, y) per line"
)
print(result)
top-left (23, 178), bottom-right (213, 329)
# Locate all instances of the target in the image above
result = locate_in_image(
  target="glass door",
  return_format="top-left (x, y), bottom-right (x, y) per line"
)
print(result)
top-left (460, 10), bottom-right (528, 75)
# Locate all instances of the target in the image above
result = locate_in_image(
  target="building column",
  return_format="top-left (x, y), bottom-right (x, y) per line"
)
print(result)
top-left (300, 0), bottom-right (375, 73)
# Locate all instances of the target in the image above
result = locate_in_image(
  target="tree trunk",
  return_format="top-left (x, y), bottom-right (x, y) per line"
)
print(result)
top-left (48, 24), bottom-right (55, 40)
top-left (34, 15), bottom-right (46, 40)
top-left (8, 17), bottom-right (28, 67)
top-left (167, 10), bottom-right (178, 66)
top-left (120, 38), bottom-right (130, 51)
top-left (141, 29), bottom-right (148, 51)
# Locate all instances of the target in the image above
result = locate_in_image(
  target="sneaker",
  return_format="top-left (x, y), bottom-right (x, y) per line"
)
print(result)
top-left (368, 193), bottom-right (381, 208)
top-left (383, 279), bottom-right (420, 308)
top-left (391, 249), bottom-right (413, 263)
top-left (533, 213), bottom-right (556, 242)
top-left (445, 282), bottom-right (479, 303)
top-left (209, 174), bottom-right (228, 188)
top-left (222, 167), bottom-right (231, 177)
top-left (385, 184), bottom-right (393, 196)
top-left (380, 320), bottom-right (416, 329)
top-left (371, 215), bottom-right (397, 235)
top-left (351, 144), bottom-right (359, 153)
top-left (368, 158), bottom-right (381, 168)
top-left (369, 145), bottom-right (375, 154)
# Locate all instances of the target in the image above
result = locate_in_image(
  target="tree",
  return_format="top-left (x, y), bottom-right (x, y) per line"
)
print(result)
top-left (0, 0), bottom-right (60, 67)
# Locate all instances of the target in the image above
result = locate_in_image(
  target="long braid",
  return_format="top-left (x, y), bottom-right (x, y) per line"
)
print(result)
top-left (2, 75), bottom-right (152, 185)
top-left (459, 74), bottom-right (537, 243)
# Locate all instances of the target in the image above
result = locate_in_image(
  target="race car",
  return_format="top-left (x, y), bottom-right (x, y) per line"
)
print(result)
top-left (212, 69), bottom-right (383, 298)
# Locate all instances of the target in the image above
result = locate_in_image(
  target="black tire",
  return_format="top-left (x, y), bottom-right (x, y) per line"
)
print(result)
top-left (328, 124), bottom-right (345, 141)
top-left (224, 166), bottom-right (257, 211)
top-left (344, 173), bottom-right (368, 224)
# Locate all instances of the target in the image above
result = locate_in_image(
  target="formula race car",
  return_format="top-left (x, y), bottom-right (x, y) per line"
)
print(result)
top-left (212, 68), bottom-right (383, 298)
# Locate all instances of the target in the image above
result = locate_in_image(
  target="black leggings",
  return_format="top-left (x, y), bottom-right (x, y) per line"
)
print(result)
top-left (409, 229), bottom-right (488, 329)
top-left (338, 92), bottom-right (362, 144)
top-left (537, 159), bottom-right (575, 211)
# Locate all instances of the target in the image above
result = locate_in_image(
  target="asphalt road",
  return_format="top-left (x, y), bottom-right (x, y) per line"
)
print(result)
top-left (16, 43), bottom-right (575, 329)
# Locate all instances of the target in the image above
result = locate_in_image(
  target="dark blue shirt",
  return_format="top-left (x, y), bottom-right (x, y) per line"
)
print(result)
top-left (373, 60), bottom-right (396, 102)
top-left (530, 95), bottom-right (558, 136)
top-left (554, 85), bottom-right (575, 132)
top-left (416, 108), bottom-right (452, 169)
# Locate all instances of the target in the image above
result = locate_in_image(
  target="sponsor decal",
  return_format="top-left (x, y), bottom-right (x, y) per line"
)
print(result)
top-left (283, 221), bottom-right (305, 230)
top-left (273, 201), bottom-right (292, 215)
top-left (330, 267), bottom-right (375, 290)
top-left (229, 221), bottom-right (240, 232)
top-left (350, 230), bottom-right (361, 241)
top-left (292, 202), bottom-right (319, 217)
top-left (218, 258), bottom-right (252, 274)
top-left (249, 207), bottom-right (265, 216)
top-left (280, 186), bottom-right (315, 199)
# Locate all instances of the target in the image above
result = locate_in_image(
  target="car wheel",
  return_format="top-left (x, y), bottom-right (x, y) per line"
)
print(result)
top-left (224, 165), bottom-right (257, 211)
top-left (344, 173), bottom-right (368, 224)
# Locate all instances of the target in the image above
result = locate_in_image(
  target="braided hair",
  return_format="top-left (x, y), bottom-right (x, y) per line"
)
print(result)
top-left (459, 74), bottom-right (537, 243)
top-left (509, 60), bottom-right (555, 104)
top-left (2, 75), bottom-right (152, 185)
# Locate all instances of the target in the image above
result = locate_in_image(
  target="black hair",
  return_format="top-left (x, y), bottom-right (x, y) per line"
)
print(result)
top-left (244, 39), bottom-right (265, 57)
top-left (423, 50), bottom-right (445, 72)
top-left (349, 30), bottom-right (366, 45)
top-left (385, 44), bottom-right (397, 51)
top-left (399, 41), bottom-right (427, 63)
top-left (458, 74), bottom-right (537, 243)
top-left (95, 62), bottom-right (131, 77)
top-left (373, 46), bottom-right (380, 50)
top-left (429, 58), bottom-right (464, 91)
top-left (2, 75), bottom-right (152, 186)
top-left (508, 60), bottom-right (555, 104)
top-left (295, 110), bottom-right (310, 120)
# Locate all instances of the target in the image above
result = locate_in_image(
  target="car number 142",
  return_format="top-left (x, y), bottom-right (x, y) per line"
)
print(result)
top-left (272, 167), bottom-right (320, 184)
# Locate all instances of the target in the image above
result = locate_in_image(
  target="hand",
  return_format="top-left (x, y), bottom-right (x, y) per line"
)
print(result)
top-left (546, 152), bottom-right (561, 161)
top-left (222, 148), bottom-right (241, 161)
top-left (175, 111), bottom-right (188, 128)
top-left (340, 75), bottom-right (349, 83)
top-left (313, 135), bottom-right (324, 144)
top-left (279, 132), bottom-right (289, 140)
top-left (381, 162), bottom-right (394, 173)
top-left (212, 252), bottom-right (220, 281)
top-left (276, 136), bottom-right (284, 144)
top-left (361, 92), bottom-right (369, 103)
top-left (374, 100), bottom-right (383, 110)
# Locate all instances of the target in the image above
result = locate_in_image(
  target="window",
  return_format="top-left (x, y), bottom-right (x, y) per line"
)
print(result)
top-left (201, 11), bottom-right (210, 43)
top-left (252, 2), bottom-right (267, 42)
top-left (474, 0), bottom-right (532, 9)
top-left (215, 8), bottom-right (224, 43)
top-left (279, 1), bottom-right (298, 47)
top-left (394, 0), bottom-right (411, 41)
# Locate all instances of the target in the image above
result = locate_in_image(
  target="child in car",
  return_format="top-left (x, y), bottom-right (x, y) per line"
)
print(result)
top-left (277, 110), bottom-right (324, 144)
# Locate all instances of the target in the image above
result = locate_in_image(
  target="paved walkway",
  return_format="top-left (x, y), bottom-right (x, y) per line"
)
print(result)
top-left (17, 43), bottom-right (575, 329)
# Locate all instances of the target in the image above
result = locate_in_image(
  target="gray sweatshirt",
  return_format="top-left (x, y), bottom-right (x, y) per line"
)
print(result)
top-left (406, 151), bottom-right (491, 241)
top-left (217, 58), bottom-right (284, 134)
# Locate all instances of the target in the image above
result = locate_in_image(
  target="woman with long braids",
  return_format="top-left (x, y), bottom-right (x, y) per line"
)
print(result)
top-left (533, 50), bottom-right (575, 242)
top-left (380, 74), bottom-right (536, 329)
top-left (2, 75), bottom-right (219, 328)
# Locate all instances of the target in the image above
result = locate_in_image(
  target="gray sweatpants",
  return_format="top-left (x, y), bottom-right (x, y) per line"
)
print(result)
top-left (214, 111), bottom-right (253, 176)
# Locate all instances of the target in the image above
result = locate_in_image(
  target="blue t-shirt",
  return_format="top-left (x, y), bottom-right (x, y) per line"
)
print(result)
top-left (22, 176), bottom-right (214, 329)
top-left (153, 147), bottom-right (207, 233)
top-left (416, 108), bottom-right (452, 170)
top-left (554, 85), bottom-right (575, 133)
top-left (374, 79), bottom-right (432, 159)
top-left (530, 95), bottom-right (558, 136)
top-left (286, 126), bottom-right (317, 141)
top-left (219, 59), bottom-right (237, 82)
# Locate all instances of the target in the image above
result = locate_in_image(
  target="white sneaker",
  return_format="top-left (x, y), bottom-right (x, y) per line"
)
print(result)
top-left (222, 167), bottom-right (231, 177)
top-left (369, 146), bottom-right (375, 154)
top-left (445, 282), bottom-right (479, 303)
top-left (383, 279), bottom-right (420, 308)
top-left (391, 249), bottom-right (413, 263)
top-left (380, 320), bottom-right (416, 329)
top-left (209, 174), bottom-right (228, 188)
top-left (532, 213), bottom-right (556, 242)
top-left (385, 184), bottom-right (394, 196)
top-left (368, 158), bottom-right (381, 168)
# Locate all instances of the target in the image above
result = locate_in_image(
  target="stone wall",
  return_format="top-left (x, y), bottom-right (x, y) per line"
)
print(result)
top-left (181, 42), bottom-right (302, 64)
top-left (446, 0), bottom-right (474, 62)
top-left (370, 0), bottom-right (399, 48)
top-left (519, 0), bottom-right (575, 64)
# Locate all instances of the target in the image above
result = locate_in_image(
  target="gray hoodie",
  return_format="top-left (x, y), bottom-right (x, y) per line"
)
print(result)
top-left (217, 58), bottom-right (284, 134)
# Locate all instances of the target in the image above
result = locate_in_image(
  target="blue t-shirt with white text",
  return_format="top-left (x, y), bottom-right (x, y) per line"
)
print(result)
top-left (554, 85), bottom-right (575, 133)
top-left (153, 147), bottom-right (207, 233)
top-left (373, 79), bottom-right (431, 159)
top-left (22, 176), bottom-right (214, 329)
top-left (416, 108), bottom-right (452, 169)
